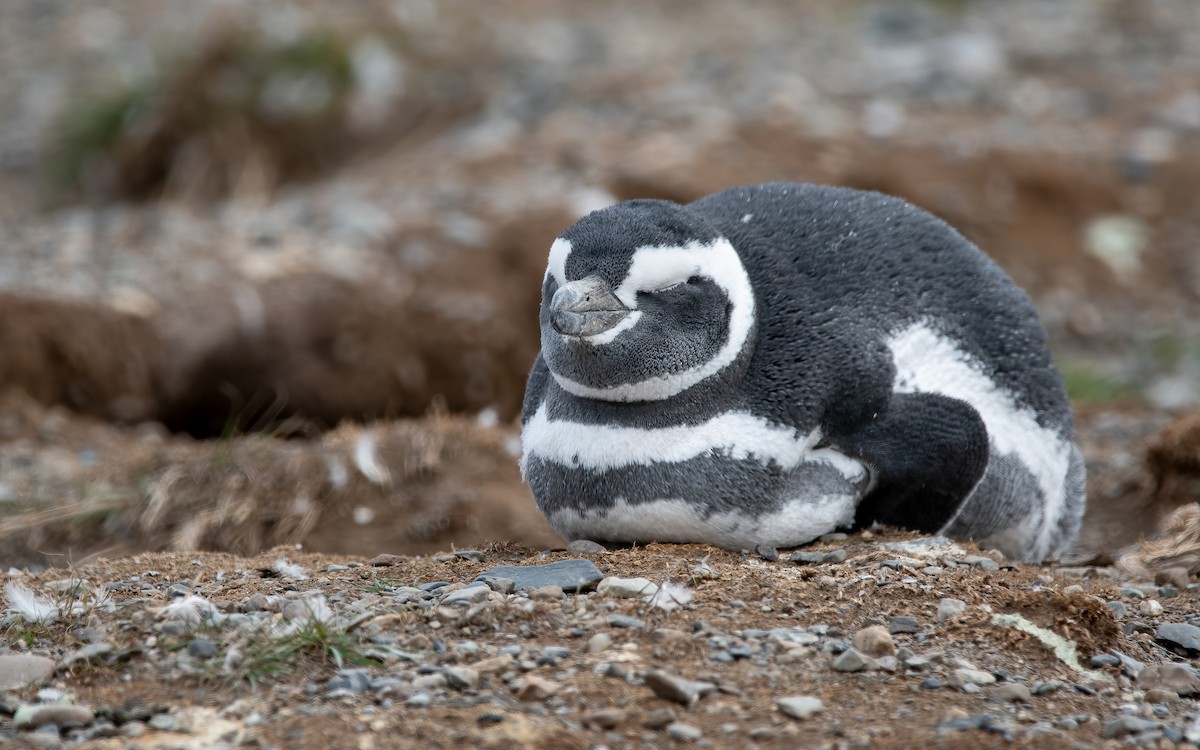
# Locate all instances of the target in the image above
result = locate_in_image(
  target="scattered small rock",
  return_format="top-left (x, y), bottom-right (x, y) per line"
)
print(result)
top-left (1102, 716), bottom-right (1159, 739)
top-left (476, 558), bottom-right (603, 593)
top-left (582, 708), bottom-right (627, 730)
top-left (515, 675), bottom-right (560, 701)
top-left (453, 549), bottom-right (484, 562)
top-left (58, 642), bottom-right (114, 669)
top-left (1155, 622), bottom-right (1200, 656)
top-left (566, 539), bottom-right (607, 555)
top-left (471, 654), bottom-right (513, 675)
top-left (368, 554), bottom-right (405, 566)
top-left (440, 584), bottom-right (491, 606)
top-left (0, 655), bottom-right (54, 690)
top-left (643, 671), bottom-right (715, 706)
top-left (777, 695), bottom-right (824, 720)
top-left (888, 616), bottom-right (920, 634)
top-left (831, 648), bottom-right (875, 672)
top-left (13, 703), bottom-right (96, 730)
top-left (994, 683), bottom-right (1032, 702)
top-left (643, 707), bottom-right (677, 729)
top-left (586, 632), bottom-right (613, 654)
top-left (186, 638), bottom-right (216, 660)
top-left (937, 598), bottom-right (967, 622)
top-left (852, 625), bottom-right (896, 657)
top-left (528, 585), bottom-right (564, 601)
top-left (755, 544), bottom-right (778, 562)
top-left (665, 721), bottom-right (703, 741)
top-left (1137, 663), bottom-right (1200, 697)
top-left (605, 614), bottom-right (645, 629)
top-left (949, 669), bottom-right (996, 689)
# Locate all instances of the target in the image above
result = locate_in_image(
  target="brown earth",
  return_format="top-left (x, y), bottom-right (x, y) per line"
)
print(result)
top-left (1, 532), bottom-right (1197, 749)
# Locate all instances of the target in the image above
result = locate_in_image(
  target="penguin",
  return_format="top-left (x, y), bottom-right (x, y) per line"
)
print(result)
top-left (519, 182), bottom-right (1086, 562)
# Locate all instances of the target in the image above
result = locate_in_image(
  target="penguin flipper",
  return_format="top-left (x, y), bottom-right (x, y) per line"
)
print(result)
top-left (522, 353), bottom-right (551, 426)
top-left (829, 392), bottom-right (989, 534)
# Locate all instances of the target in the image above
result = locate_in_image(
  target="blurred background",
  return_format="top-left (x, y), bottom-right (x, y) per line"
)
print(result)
top-left (1, 0), bottom-right (1199, 568)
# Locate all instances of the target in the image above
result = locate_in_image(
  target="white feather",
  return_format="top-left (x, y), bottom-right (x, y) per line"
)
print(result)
top-left (4, 581), bottom-right (59, 623)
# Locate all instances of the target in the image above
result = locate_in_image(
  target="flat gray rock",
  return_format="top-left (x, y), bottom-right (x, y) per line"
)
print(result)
top-left (1137, 663), bottom-right (1200, 696)
top-left (777, 695), bottom-right (824, 720)
top-left (476, 558), bottom-right (603, 593)
top-left (1155, 622), bottom-right (1200, 656)
top-left (0, 654), bottom-right (54, 690)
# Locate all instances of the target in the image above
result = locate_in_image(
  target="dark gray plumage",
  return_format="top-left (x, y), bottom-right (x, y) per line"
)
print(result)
top-left (520, 182), bottom-right (1085, 562)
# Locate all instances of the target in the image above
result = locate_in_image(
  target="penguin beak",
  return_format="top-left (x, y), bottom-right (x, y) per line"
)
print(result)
top-left (549, 276), bottom-right (630, 338)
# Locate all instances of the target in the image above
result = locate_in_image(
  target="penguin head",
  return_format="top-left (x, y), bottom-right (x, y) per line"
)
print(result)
top-left (539, 199), bottom-right (756, 402)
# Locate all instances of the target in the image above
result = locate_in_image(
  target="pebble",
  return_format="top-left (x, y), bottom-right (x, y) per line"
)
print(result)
top-left (1139, 599), bottom-right (1164, 616)
top-left (13, 703), bottom-right (96, 729)
top-left (643, 671), bottom-right (715, 706)
top-left (1137, 663), bottom-right (1200, 696)
top-left (1089, 654), bottom-right (1120, 668)
top-left (777, 695), bottom-right (825, 720)
top-left (586, 632), bottom-right (613, 654)
top-left (949, 668), bottom-right (996, 688)
top-left (755, 544), bottom-right (778, 562)
top-left (1102, 716), bottom-right (1159, 738)
top-left (453, 549), bottom-right (484, 562)
top-left (643, 707), bottom-right (677, 729)
top-left (605, 614), bottom-right (645, 629)
top-left (528, 585), bottom-right (564, 601)
top-left (596, 576), bottom-right (658, 599)
top-left (888, 616), bottom-right (920, 634)
top-left (937, 598), bottom-right (967, 622)
top-left (565, 539), bottom-right (607, 555)
top-left (412, 673), bottom-right (447, 691)
top-left (994, 683), bottom-right (1032, 702)
top-left (471, 654), bottom-right (513, 675)
top-left (831, 648), bottom-right (875, 672)
top-left (476, 559), bottom-right (603, 593)
top-left (1107, 601), bottom-right (1128, 619)
top-left (58, 642), bottom-right (114, 669)
top-left (921, 677), bottom-right (942, 689)
top-left (440, 584), bottom-right (491, 606)
top-left (665, 722), bottom-right (703, 741)
top-left (327, 669), bottom-right (372, 692)
top-left (186, 638), bottom-right (217, 660)
top-left (582, 708), bottom-right (627, 729)
top-left (852, 625), bottom-right (896, 657)
top-left (1156, 622), bottom-right (1200, 656)
top-left (0, 655), bottom-right (55, 690)
top-left (444, 666), bottom-right (480, 691)
top-left (515, 675), bottom-right (560, 700)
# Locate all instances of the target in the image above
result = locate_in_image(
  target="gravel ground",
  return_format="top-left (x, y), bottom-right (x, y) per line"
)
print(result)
top-left (1, 533), bottom-right (1199, 749)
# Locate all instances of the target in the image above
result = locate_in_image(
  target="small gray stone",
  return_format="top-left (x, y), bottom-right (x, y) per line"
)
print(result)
top-left (1155, 622), bottom-right (1200, 656)
top-left (440, 584), bottom-right (491, 606)
top-left (643, 707), bottom-right (677, 729)
top-left (327, 668), bottom-right (372, 692)
top-left (755, 544), bottom-right (778, 562)
top-left (606, 614), bottom-right (645, 629)
top-left (921, 677), bottom-right (942, 689)
top-left (566, 539), bottom-right (607, 554)
top-left (453, 549), bottom-right (484, 562)
top-left (1106, 601), bottom-right (1128, 619)
top-left (937, 598), bottom-right (967, 622)
top-left (888, 616), bottom-right (920, 634)
top-left (13, 703), bottom-right (96, 729)
top-left (949, 668), bottom-right (996, 688)
top-left (476, 559), bottom-right (603, 593)
top-left (481, 577), bottom-right (515, 594)
top-left (789, 551), bottom-right (825, 565)
top-left (822, 549), bottom-right (847, 564)
top-left (186, 638), bottom-right (217, 660)
top-left (58, 642), bottom-right (114, 669)
top-left (1089, 654), bottom-right (1120, 668)
top-left (777, 695), bottom-right (824, 720)
top-left (643, 671), bottom-right (715, 706)
top-left (444, 666), bottom-right (480, 691)
top-left (994, 683), bottom-right (1032, 702)
top-left (582, 708), bottom-right (627, 730)
top-left (586, 632), bottom-right (613, 654)
top-left (1137, 663), bottom-right (1200, 696)
top-left (1102, 716), bottom-right (1159, 738)
top-left (0, 655), bottom-right (54, 690)
top-left (852, 625), bottom-right (896, 657)
top-left (831, 648), bottom-right (875, 672)
top-left (665, 722), bottom-right (703, 741)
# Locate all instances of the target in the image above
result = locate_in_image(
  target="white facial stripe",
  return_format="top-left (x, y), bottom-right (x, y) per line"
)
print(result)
top-left (887, 322), bottom-right (1071, 559)
top-left (546, 493), bottom-right (857, 550)
top-left (581, 310), bottom-right (643, 345)
top-left (546, 237), bottom-right (571, 286)
top-left (549, 238), bottom-right (756, 402)
top-left (521, 403), bottom-right (866, 481)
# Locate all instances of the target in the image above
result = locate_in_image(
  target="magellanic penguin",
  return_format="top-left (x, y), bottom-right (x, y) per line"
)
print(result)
top-left (520, 182), bottom-right (1085, 562)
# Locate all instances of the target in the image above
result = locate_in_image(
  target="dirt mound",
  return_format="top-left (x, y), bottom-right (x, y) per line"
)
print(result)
top-left (0, 393), bottom-right (559, 569)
